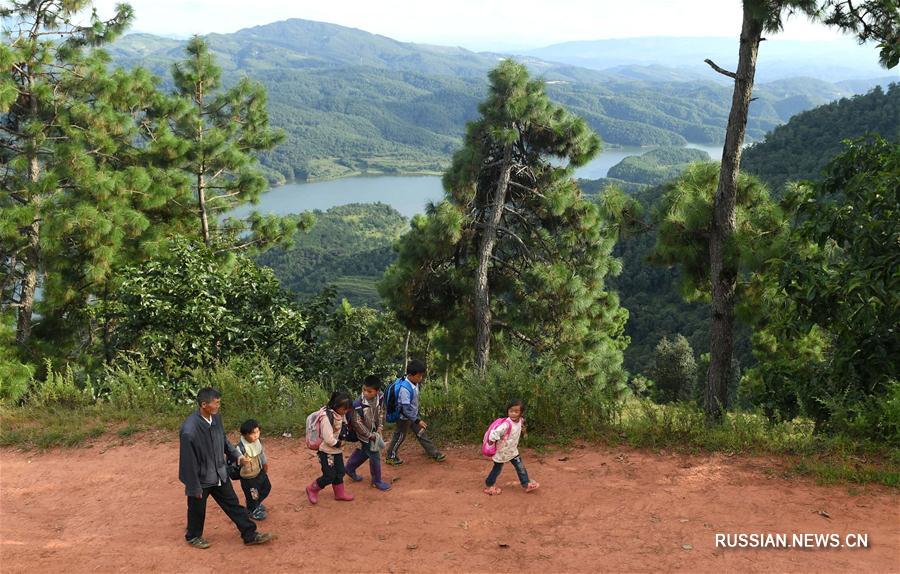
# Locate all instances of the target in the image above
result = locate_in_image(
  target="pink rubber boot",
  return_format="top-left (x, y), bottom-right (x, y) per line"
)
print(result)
top-left (332, 483), bottom-right (354, 501)
top-left (306, 481), bottom-right (323, 504)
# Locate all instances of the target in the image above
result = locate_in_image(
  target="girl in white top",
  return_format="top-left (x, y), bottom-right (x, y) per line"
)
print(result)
top-left (484, 399), bottom-right (539, 495)
top-left (306, 391), bottom-right (354, 504)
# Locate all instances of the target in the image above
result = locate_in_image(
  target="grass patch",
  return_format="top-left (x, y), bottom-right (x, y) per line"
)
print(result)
top-left (612, 398), bottom-right (899, 487)
top-left (0, 405), bottom-right (184, 450)
top-left (792, 458), bottom-right (900, 487)
top-left (117, 423), bottom-right (144, 438)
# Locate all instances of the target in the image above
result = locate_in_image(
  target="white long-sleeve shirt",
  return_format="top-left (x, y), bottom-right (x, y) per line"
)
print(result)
top-left (489, 418), bottom-right (523, 463)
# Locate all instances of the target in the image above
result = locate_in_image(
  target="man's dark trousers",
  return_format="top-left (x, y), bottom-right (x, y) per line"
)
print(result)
top-left (185, 480), bottom-right (257, 542)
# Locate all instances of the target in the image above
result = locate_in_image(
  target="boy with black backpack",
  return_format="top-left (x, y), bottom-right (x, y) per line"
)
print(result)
top-left (344, 375), bottom-right (392, 490)
top-left (385, 360), bottom-right (445, 465)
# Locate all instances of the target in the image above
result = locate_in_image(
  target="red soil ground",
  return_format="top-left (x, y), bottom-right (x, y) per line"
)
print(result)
top-left (1, 435), bottom-right (897, 573)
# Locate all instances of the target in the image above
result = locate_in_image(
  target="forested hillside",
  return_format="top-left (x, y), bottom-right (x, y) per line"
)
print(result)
top-left (606, 147), bottom-right (710, 186)
top-left (256, 203), bottom-right (405, 307)
top-left (742, 84), bottom-right (900, 191)
top-left (603, 184), bottom-right (752, 378)
top-left (107, 20), bottom-right (883, 181)
top-left (601, 85), bottom-right (899, 380)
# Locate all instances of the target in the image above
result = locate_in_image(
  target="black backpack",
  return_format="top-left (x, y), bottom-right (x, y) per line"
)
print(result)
top-left (343, 399), bottom-right (369, 442)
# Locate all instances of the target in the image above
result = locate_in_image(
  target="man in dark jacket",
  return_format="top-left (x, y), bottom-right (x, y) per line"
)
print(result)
top-left (179, 387), bottom-right (273, 549)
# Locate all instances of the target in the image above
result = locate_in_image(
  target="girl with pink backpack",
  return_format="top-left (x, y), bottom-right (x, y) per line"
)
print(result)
top-left (482, 399), bottom-right (540, 495)
top-left (305, 391), bottom-right (355, 504)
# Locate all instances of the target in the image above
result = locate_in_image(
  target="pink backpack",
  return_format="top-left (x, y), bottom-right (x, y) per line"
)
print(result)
top-left (481, 417), bottom-right (513, 457)
top-left (305, 407), bottom-right (328, 450)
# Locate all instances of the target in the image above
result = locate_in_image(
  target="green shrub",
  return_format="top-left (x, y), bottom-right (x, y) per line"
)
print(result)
top-left (203, 355), bottom-right (329, 436)
top-left (0, 314), bottom-right (34, 403)
top-left (103, 358), bottom-right (183, 411)
top-left (29, 361), bottom-right (93, 407)
top-left (0, 357), bottom-right (32, 403)
top-left (421, 350), bottom-right (619, 443)
top-left (650, 334), bottom-right (696, 403)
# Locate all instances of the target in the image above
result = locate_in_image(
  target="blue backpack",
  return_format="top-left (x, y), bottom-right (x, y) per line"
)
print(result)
top-left (385, 378), bottom-right (413, 423)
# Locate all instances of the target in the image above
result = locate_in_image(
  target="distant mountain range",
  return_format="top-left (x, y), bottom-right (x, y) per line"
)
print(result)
top-left (519, 36), bottom-right (892, 83)
top-left (108, 19), bottom-right (894, 181)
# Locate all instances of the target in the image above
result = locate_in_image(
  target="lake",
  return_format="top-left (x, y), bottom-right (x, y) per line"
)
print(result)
top-left (233, 143), bottom-right (723, 219)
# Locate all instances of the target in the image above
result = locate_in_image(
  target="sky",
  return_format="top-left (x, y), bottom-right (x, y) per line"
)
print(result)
top-left (90, 0), bottom-right (858, 50)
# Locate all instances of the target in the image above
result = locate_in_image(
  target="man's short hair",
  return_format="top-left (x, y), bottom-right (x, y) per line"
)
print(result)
top-left (196, 387), bottom-right (221, 406)
top-left (406, 359), bottom-right (426, 376)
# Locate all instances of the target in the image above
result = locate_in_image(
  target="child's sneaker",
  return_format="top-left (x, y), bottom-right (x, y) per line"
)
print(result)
top-left (385, 457), bottom-right (404, 466)
top-left (250, 507), bottom-right (267, 520)
top-left (433, 453), bottom-right (446, 462)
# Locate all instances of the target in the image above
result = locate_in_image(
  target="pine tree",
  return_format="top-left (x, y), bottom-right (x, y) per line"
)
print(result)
top-left (0, 1), bottom-right (191, 348)
top-left (701, 0), bottom-right (897, 420)
top-left (650, 162), bottom-right (783, 303)
top-left (167, 37), bottom-right (295, 252)
top-left (650, 335), bottom-right (697, 403)
top-left (381, 61), bottom-right (628, 391)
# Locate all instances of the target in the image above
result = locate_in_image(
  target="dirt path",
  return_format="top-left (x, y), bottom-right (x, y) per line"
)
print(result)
top-left (1, 436), bottom-right (897, 573)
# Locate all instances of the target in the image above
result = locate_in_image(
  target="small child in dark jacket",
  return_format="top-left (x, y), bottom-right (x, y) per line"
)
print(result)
top-left (237, 419), bottom-right (272, 520)
top-left (345, 375), bottom-right (391, 490)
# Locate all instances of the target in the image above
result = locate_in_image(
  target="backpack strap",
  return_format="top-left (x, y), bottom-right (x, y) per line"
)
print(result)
top-left (503, 418), bottom-right (513, 440)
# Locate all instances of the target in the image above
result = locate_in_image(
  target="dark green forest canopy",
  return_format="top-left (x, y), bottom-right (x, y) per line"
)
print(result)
top-left (587, 84), bottom-right (900, 378)
top-left (256, 203), bottom-right (405, 307)
top-left (742, 83), bottom-right (900, 192)
top-left (105, 20), bottom-right (887, 181)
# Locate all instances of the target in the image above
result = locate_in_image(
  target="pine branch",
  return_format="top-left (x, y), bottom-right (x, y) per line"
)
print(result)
top-left (205, 190), bottom-right (242, 202)
top-left (704, 59), bottom-right (738, 80)
top-left (492, 319), bottom-right (542, 349)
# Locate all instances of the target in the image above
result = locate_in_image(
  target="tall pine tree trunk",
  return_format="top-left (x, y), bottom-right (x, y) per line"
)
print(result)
top-left (198, 172), bottom-right (210, 245)
top-left (706, 9), bottom-right (762, 420)
top-left (15, 225), bottom-right (39, 345)
top-left (16, 78), bottom-right (42, 346)
top-left (444, 353), bottom-right (450, 391)
top-left (474, 146), bottom-right (513, 374)
top-left (195, 76), bottom-right (210, 245)
top-left (403, 329), bottom-right (410, 371)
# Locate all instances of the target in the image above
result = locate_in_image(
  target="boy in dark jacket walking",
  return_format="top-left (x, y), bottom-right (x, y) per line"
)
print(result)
top-left (178, 387), bottom-right (274, 549)
top-left (344, 375), bottom-right (391, 490)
